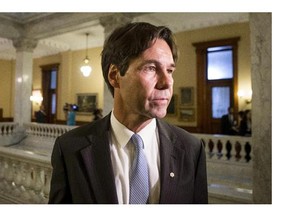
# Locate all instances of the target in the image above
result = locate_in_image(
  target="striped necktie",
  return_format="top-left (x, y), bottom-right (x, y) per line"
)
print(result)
top-left (129, 134), bottom-right (149, 204)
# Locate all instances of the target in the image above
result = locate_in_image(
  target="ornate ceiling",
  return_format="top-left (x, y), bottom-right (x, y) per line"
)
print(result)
top-left (0, 12), bottom-right (249, 60)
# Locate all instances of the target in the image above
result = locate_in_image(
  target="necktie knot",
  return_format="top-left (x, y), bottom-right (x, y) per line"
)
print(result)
top-left (129, 134), bottom-right (149, 204)
top-left (131, 133), bottom-right (144, 150)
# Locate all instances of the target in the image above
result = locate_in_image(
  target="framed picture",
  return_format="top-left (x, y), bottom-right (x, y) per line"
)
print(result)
top-left (76, 93), bottom-right (97, 115)
top-left (167, 94), bottom-right (177, 116)
top-left (178, 107), bottom-right (195, 122)
top-left (180, 87), bottom-right (194, 106)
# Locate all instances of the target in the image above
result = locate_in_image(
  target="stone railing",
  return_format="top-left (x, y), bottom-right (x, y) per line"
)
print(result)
top-left (0, 123), bottom-right (253, 203)
top-left (0, 122), bottom-right (19, 136)
top-left (0, 122), bottom-right (26, 146)
top-left (0, 146), bottom-right (52, 204)
top-left (193, 133), bottom-right (252, 163)
top-left (0, 122), bottom-right (76, 203)
top-left (24, 123), bottom-right (77, 138)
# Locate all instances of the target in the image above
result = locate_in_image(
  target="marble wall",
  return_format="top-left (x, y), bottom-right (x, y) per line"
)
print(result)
top-left (250, 13), bottom-right (272, 204)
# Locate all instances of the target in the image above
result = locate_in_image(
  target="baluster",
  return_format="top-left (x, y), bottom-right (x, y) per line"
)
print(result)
top-left (33, 166), bottom-right (45, 203)
top-left (235, 141), bottom-right (242, 161)
top-left (12, 160), bottom-right (22, 197)
top-left (5, 159), bottom-right (14, 193)
top-left (34, 125), bottom-right (38, 136)
top-left (35, 126), bottom-right (39, 136)
top-left (208, 139), bottom-right (214, 159)
top-left (9, 124), bottom-right (14, 134)
top-left (4, 125), bottom-right (8, 135)
top-left (225, 140), bottom-right (232, 160)
top-left (43, 168), bottom-right (52, 203)
top-left (44, 126), bottom-right (48, 137)
top-left (1, 158), bottom-right (9, 193)
top-left (3, 125), bottom-right (8, 135)
top-left (217, 140), bottom-right (223, 159)
top-left (21, 163), bottom-right (34, 203)
top-left (54, 127), bottom-right (59, 137)
top-left (36, 125), bottom-right (39, 135)
top-left (49, 126), bottom-right (53, 137)
top-left (245, 141), bottom-right (252, 162)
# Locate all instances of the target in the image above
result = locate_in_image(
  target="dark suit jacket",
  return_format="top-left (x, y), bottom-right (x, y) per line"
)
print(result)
top-left (48, 114), bottom-right (208, 204)
top-left (221, 114), bottom-right (236, 135)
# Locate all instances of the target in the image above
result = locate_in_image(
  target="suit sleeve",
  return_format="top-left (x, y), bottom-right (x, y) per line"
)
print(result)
top-left (193, 140), bottom-right (208, 203)
top-left (48, 138), bottom-right (72, 204)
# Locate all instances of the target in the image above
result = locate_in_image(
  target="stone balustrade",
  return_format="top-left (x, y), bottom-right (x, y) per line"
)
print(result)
top-left (193, 133), bottom-right (252, 163)
top-left (0, 122), bottom-right (253, 203)
top-left (0, 146), bottom-right (51, 204)
top-left (24, 122), bottom-right (77, 138)
top-left (0, 122), bottom-right (19, 136)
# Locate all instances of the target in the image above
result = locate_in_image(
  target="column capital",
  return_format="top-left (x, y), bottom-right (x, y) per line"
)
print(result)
top-left (99, 14), bottom-right (133, 38)
top-left (12, 37), bottom-right (38, 52)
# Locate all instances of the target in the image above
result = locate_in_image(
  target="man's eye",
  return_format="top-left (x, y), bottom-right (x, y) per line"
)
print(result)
top-left (143, 66), bottom-right (156, 72)
top-left (167, 69), bottom-right (175, 74)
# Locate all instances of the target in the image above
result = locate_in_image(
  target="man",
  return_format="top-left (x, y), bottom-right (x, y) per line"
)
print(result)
top-left (35, 104), bottom-right (47, 123)
top-left (221, 106), bottom-right (238, 135)
top-left (48, 22), bottom-right (208, 204)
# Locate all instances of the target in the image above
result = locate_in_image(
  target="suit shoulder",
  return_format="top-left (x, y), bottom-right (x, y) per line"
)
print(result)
top-left (59, 114), bottom-right (110, 139)
top-left (158, 120), bottom-right (201, 145)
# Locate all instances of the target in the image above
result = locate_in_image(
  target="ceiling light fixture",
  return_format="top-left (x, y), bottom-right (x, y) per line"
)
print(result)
top-left (80, 33), bottom-right (92, 77)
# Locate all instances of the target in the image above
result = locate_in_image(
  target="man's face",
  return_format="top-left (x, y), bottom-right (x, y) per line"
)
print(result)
top-left (117, 39), bottom-right (176, 120)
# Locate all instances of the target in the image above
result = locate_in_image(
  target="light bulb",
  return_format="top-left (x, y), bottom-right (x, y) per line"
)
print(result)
top-left (80, 64), bottom-right (92, 77)
top-left (80, 57), bottom-right (92, 77)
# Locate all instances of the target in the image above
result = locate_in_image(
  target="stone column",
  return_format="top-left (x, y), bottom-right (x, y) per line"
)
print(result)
top-left (99, 14), bottom-right (132, 116)
top-left (250, 13), bottom-right (272, 204)
top-left (12, 38), bottom-right (38, 126)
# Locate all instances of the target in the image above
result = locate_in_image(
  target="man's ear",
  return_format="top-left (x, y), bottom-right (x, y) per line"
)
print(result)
top-left (108, 64), bottom-right (120, 88)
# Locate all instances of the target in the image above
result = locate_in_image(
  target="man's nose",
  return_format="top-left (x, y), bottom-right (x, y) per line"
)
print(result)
top-left (156, 71), bottom-right (173, 89)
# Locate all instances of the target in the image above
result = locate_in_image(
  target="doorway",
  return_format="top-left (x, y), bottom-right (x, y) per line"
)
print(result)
top-left (40, 64), bottom-right (59, 124)
top-left (193, 38), bottom-right (239, 134)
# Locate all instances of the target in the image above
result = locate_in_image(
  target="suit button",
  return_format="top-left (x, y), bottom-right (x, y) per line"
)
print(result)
top-left (170, 172), bottom-right (175, 178)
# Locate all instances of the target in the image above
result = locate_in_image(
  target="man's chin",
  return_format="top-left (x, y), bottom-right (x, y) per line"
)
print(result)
top-left (150, 110), bottom-right (167, 119)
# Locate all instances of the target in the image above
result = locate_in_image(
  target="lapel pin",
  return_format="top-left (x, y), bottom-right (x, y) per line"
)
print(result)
top-left (170, 172), bottom-right (175, 178)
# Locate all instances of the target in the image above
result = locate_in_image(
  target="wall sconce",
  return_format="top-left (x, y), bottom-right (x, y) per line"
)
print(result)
top-left (80, 33), bottom-right (92, 77)
top-left (237, 89), bottom-right (252, 104)
top-left (30, 90), bottom-right (43, 105)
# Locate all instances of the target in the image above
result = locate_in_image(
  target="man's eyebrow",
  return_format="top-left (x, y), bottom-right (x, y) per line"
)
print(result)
top-left (141, 59), bottom-right (176, 68)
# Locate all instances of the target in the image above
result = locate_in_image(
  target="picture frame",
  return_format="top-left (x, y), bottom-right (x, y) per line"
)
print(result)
top-left (167, 94), bottom-right (177, 116)
top-left (178, 107), bottom-right (195, 122)
top-left (76, 93), bottom-right (97, 115)
top-left (180, 87), bottom-right (194, 106)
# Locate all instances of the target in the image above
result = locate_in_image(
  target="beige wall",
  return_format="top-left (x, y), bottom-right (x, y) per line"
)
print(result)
top-left (1, 22), bottom-right (251, 125)
top-left (0, 59), bottom-right (14, 118)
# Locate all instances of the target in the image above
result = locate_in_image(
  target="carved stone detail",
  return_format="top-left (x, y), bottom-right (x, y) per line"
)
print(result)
top-left (99, 14), bottom-right (133, 38)
top-left (12, 38), bottom-right (38, 52)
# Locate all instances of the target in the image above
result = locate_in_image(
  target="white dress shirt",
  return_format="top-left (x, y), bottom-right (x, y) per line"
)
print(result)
top-left (109, 111), bottom-right (160, 204)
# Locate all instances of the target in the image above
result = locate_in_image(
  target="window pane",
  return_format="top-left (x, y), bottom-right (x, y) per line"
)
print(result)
top-left (50, 70), bottom-right (57, 89)
top-left (212, 87), bottom-right (230, 118)
top-left (207, 45), bottom-right (232, 52)
top-left (51, 93), bottom-right (56, 114)
top-left (207, 49), bottom-right (233, 80)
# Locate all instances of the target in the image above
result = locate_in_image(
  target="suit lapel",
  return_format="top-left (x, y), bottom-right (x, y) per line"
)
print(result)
top-left (157, 120), bottom-right (185, 204)
top-left (80, 115), bottom-right (118, 204)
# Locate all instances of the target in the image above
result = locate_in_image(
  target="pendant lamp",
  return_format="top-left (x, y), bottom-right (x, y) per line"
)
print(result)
top-left (80, 33), bottom-right (92, 77)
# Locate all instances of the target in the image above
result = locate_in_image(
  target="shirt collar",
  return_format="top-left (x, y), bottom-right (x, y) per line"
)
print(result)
top-left (110, 111), bottom-right (156, 148)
